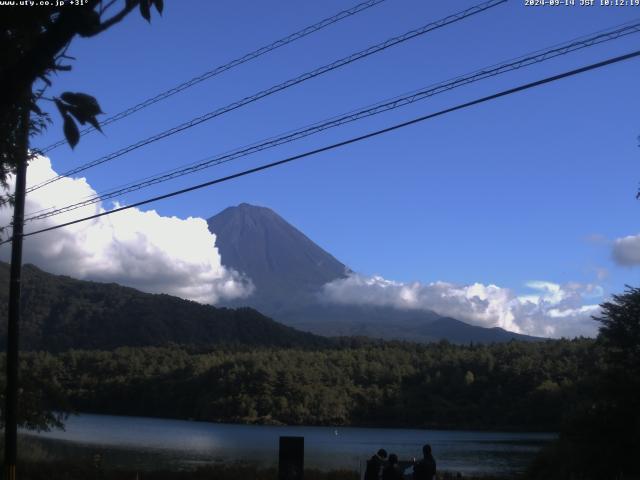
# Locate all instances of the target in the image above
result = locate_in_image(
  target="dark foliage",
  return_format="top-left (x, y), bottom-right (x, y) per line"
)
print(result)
top-left (0, 353), bottom-right (68, 432)
top-left (7, 457), bottom-right (357, 480)
top-left (528, 286), bottom-right (640, 480)
top-left (3, 338), bottom-right (594, 432)
top-left (0, 0), bottom-right (161, 205)
top-left (0, 263), bottom-right (329, 351)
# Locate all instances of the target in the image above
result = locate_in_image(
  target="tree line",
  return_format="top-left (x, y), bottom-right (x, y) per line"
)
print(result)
top-left (2, 337), bottom-right (594, 432)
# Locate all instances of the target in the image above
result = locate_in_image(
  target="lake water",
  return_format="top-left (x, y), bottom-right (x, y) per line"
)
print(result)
top-left (26, 414), bottom-right (555, 476)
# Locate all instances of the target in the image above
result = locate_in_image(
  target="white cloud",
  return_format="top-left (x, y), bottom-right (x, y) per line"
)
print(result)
top-left (322, 274), bottom-right (602, 338)
top-left (612, 234), bottom-right (640, 266)
top-left (547, 305), bottom-right (600, 318)
top-left (521, 281), bottom-right (567, 305)
top-left (0, 155), bottom-right (252, 304)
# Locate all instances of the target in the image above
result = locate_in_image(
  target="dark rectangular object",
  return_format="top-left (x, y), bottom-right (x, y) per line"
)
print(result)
top-left (279, 436), bottom-right (304, 480)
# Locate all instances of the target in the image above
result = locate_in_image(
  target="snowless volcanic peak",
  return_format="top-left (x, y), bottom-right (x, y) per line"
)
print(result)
top-left (207, 203), bottom-right (347, 307)
top-left (207, 203), bottom-right (540, 344)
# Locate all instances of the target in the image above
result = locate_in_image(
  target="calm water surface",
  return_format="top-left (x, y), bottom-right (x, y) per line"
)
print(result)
top-left (27, 414), bottom-right (555, 476)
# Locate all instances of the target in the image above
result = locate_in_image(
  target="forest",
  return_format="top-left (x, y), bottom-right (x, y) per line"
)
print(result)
top-left (6, 338), bottom-right (593, 432)
top-left (0, 262), bottom-right (330, 351)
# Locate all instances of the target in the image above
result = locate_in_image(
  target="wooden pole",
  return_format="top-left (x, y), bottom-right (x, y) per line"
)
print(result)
top-left (4, 97), bottom-right (29, 480)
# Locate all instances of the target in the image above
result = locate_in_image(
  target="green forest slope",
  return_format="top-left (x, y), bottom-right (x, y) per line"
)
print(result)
top-left (12, 339), bottom-right (593, 432)
top-left (0, 262), bottom-right (329, 351)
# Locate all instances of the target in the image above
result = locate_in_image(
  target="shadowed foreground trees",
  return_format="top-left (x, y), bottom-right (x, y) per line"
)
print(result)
top-left (528, 286), bottom-right (640, 480)
top-left (0, 353), bottom-right (68, 432)
top-left (2, 6), bottom-right (163, 473)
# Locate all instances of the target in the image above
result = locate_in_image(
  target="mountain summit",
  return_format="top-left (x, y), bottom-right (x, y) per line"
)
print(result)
top-left (208, 203), bottom-right (538, 343)
top-left (208, 203), bottom-right (347, 311)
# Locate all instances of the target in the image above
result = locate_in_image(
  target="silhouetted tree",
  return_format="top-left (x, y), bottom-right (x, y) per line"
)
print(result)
top-left (589, 286), bottom-right (640, 476)
top-left (0, 0), bottom-right (163, 204)
top-left (528, 286), bottom-right (640, 479)
top-left (0, 0), bottom-right (163, 432)
top-left (596, 286), bottom-right (640, 366)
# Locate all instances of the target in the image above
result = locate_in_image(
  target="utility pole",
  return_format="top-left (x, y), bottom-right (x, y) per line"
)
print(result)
top-left (4, 97), bottom-right (30, 480)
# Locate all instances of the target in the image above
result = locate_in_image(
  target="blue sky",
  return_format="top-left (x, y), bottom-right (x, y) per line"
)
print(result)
top-left (20, 0), bottom-right (640, 332)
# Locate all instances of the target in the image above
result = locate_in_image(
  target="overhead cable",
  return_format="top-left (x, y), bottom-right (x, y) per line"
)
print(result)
top-left (37, 0), bottom-right (390, 154)
top-left (24, 0), bottom-right (507, 195)
top-left (3, 48), bottom-right (638, 245)
top-left (21, 19), bottom-right (640, 223)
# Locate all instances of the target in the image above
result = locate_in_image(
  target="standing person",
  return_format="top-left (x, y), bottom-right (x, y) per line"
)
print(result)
top-left (382, 454), bottom-right (404, 480)
top-left (364, 448), bottom-right (388, 480)
top-left (413, 444), bottom-right (436, 480)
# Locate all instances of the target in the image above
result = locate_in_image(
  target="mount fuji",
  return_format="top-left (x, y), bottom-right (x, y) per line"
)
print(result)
top-left (208, 203), bottom-right (538, 343)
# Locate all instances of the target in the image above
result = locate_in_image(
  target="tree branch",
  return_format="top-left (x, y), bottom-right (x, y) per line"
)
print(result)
top-left (100, 0), bottom-right (120, 16)
top-left (86, 0), bottom-right (140, 37)
top-left (1, 0), bottom-right (141, 107)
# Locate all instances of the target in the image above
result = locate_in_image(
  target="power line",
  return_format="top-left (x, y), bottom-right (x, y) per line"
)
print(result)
top-left (3, 48), bottom-right (638, 246)
top-left (24, 0), bottom-right (507, 195)
top-left (37, 0), bottom-right (389, 154)
top-left (19, 19), bottom-right (640, 224)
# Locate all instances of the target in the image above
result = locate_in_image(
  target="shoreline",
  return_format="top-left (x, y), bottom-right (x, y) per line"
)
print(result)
top-left (49, 410), bottom-right (560, 436)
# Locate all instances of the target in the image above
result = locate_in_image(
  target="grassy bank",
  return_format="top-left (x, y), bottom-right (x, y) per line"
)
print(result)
top-left (15, 462), bottom-right (357, 480)
top-left (6, 432), bottom-right (524, 480)
top-left (13, 461), bottom-right (514, 480)
top-left (8, 437), bottom-right (514, 480)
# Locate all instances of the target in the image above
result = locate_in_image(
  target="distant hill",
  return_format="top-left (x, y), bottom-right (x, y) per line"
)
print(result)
top-left (208, 204), bottom-right (540, 344)
top-left (273, 304), bottom-right (540, 344)
top-left (0, 262), bottom-right (329, 352)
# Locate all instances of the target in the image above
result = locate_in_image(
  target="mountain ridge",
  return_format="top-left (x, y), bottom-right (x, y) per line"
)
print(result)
top-left (207, 203), bottom-right (541, 344)
top-left (0, 262), bottom-right (330, 352)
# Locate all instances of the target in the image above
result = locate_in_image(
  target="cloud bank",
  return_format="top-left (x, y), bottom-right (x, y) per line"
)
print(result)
top-left (322, 275), bottom-right (601, 338)
top-left (0, 156), bottom-right (252, 304)
top-left (612, 234), bottom-right (640, 266)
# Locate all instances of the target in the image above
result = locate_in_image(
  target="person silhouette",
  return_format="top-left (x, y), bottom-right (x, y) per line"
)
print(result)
top-left (364, 448), bottom-right (388, 480)
top-left (382, 453), bottom-right (404, 480)
top-left (412, 444), bottom-right (436, 480)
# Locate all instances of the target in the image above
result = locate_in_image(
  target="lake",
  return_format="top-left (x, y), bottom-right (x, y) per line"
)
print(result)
top-left (26, 414), bottom-right (555, 476)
